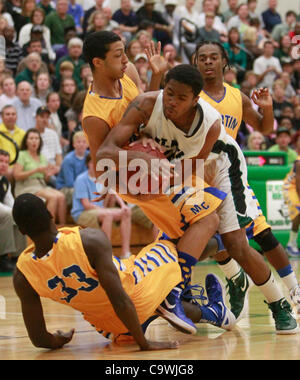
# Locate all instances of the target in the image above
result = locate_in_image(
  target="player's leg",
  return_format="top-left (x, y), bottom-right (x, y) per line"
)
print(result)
top-left (286, 214), bottom-right (300, 257)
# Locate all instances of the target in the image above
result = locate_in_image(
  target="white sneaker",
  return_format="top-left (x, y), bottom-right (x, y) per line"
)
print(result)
top-left (290, 284), bottom-right (300, 315)
top-left (286, 244), bottom-right (300, 258)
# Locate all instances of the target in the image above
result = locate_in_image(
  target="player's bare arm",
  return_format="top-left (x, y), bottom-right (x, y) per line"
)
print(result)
top-left (13, 268), bottom-right (75, 349)
top-left (242, 89), bottom-right (274, 135)
top-left (82, 116), bottom-right (110, 173)
top-left (80, 228), bottom-right (179, 351)
top-left (96, 93), bottom-right (158, 170)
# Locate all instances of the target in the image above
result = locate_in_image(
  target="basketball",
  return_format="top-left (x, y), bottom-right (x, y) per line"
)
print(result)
top-left (122, 143), bottom-right (166, 195)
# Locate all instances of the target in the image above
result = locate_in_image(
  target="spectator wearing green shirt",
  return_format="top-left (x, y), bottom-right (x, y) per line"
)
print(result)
top-left (55, 37), bottom-right (85, 90)
top-left (268, 127), bottom-right (298, 164)
top-left (15, 52), bottom-right (43, 86)
top-left (13, 128), bottom-right (67, 224)
top-left (45, 0), bottom-right (76, 51)
top-left (38, 0), bottom-right (55, 16)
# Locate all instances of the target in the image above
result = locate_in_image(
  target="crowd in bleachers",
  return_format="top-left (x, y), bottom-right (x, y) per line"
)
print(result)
top-left (0, 0), bottom-right (300, 271)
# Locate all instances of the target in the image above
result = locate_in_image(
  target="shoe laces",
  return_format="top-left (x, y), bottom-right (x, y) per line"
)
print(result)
top-left (182, 284), bottom-right (207, 306)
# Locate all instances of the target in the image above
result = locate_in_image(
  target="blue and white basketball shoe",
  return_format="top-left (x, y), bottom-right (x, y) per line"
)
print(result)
top-left (156, 287), bottom-right (197, 335)
top-left (200, 273), bottom-right (236, 331)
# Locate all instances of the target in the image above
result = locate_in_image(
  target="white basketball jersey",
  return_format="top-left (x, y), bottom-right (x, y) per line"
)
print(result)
top-left (140, 91), bottom-right (228, 162)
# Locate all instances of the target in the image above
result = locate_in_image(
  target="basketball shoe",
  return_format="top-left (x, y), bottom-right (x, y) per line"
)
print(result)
top-left (226, 268), bottom-right (252, 322)
top-left (156, 287), bottom-right (197, 335)
top-left (266, 298), bottom-right (300, 335)
top-left (199, 273), bottom-right (236, 331)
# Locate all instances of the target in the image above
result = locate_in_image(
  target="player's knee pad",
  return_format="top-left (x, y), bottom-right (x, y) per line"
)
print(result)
top-left (253, 228), bottom-right (279, 253)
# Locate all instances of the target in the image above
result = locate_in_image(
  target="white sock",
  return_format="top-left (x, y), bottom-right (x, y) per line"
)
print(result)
top-left (258, 272), bottom-right (284, 304)
top-left (288, 231), bottom-right (298, 248)
top-left (281, 272), bottom-right (298, 292)
top-left (218, 258), bottom-right (240, 279)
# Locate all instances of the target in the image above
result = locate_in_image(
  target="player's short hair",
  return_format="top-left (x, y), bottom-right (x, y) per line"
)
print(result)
top-left (0, 149), bottom-right (9, 158)
top-left (165, 64), bottom-right (203, 96)
top-left (13, 193), bottom-right (52, 238)
top-left (83, 31), bottom-right (121, 71)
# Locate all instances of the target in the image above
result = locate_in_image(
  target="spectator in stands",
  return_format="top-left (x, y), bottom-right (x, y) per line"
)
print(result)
top-left (135, 29), bottom-right (153, 51)
top-left (0, 14), bottom-right (8, 35)
top-left (15, 52), bottom-right (43, 86)
top-left (223, 27), bottom-right (247, 78)
top-left (125, 39), bottom-right (142, 62)
top-left (0, 149), bottom-right (26, 272)
top-left (291, 59), bottom-right (300, 96)
top-left (246, 131), bottom-right (265, 151)
top-left (274, 35), bottom-right (292, 64)
top-left (37, 0), bottom-right (54, 17)
top-left (65, 91), bottom-right (86, 151)
top-left (271, 11), bottom-right (297, 44)
top-left (272, 79), bottom-right (293, 120)
top-left (0, 105), bottom-right (25, 165)
top-left (34, 106), bottom-right (62, 182)
top-left (195, 12), bottom-right (221, 44)
top-left (0, 76), bottom-right (17, 112)
top-left (133, 52), bottom-right (149, 87)
top-left (268, 126), bottom-right (297, 164)
top-left (112, 0), bottom-right (139, 42)
top-left (13, 128), bottom-right (66, 224)
top-left (68, 0), bottom-right (84, 34)
top-left (4, 25), bottom-right (24, 75)
top-left (55, 26), bottom-right (77, 63)
top-left (198, 0), bottom-right (227, 37)
top-left (55, 37), bottom-right (85, 90)
top-left (227, 3), bottom-right (250, 38)
top-left (82, 0), bottom-right (105, 36)
top-left (45, 0), bottom-right (76, 52)
top-left (0, 0), bottom-right (14, 27)
top-left (162, 0), bottom-right (177, 36)
top-left (46, 92), bottom-right (65, 148)
top-left (280, 71), bottom-right (297, 102)
top-left (174, 0), bottom-right (199, 37)
top-left (71, 154), bottom-right (132, 259)
top-left (262, 0), bottom-right (282, 34)
top-left (163, 43), bottom-right (181, 69)
top-left (22, 38), bottom-right (51, 72)
top-left (253, 40), bottom-right (282, 89)
top-left (58, 77), bottom-right (79, 139)
top-left (12, 81), bottom-right (43, 132)
top-left (53, 61), bottom-right (75, 92)
top-left (136, 0), bottom-right (172, 47)
top-left (86, 9), bottom-right (110, 35)
top-left (33, 72), bottom-right (52, 105)
top-left (56, 131), bottom-right (88, 206)
top-left (222, 0), bottom-right (238, 24)
top-left (5, 0), bottom-right (21, 29)
top-left (247, 0), bottom-right (261, 22)
top-left (18, 8), bottom-right (55, 62)
top-left (14, 0), bottom-right (36, 36)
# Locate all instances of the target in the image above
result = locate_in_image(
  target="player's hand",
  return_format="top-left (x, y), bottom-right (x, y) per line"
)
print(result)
top-left (251, 88), bottom-right (273, 109)
top-left (52, 328), bottom-right (75, 348)
top-left (129, 136), bottom-right (166, 153)
top-left (141, 340), bottom-right (179, 351)
top-left (146, 41), bottom-right (171, 75)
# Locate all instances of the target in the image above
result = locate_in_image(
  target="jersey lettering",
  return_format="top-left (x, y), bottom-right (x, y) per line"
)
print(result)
top-left (48, 264), bottom-right (99, 303)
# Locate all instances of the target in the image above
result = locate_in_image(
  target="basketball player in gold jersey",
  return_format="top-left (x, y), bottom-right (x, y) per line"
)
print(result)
top-left (12, 193), bottom-right (235, 350)
top-left (194, 41), bottom-right (300, 318)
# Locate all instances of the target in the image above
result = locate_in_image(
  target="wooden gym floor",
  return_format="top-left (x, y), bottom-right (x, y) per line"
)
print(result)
top-left (1, 257), bottom-right (300, 360)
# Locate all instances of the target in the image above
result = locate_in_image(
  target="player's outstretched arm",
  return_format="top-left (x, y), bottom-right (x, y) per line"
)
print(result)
top-left (13, 268), bottom-right (75, 349)
top-left (80, 228), bottom-right (179, 351)
top-left (242, 89), bottom-right (274, 135)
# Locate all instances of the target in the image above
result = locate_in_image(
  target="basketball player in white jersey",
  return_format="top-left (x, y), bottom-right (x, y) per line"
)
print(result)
top-left (97, 64), bottom-right (299, 334)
